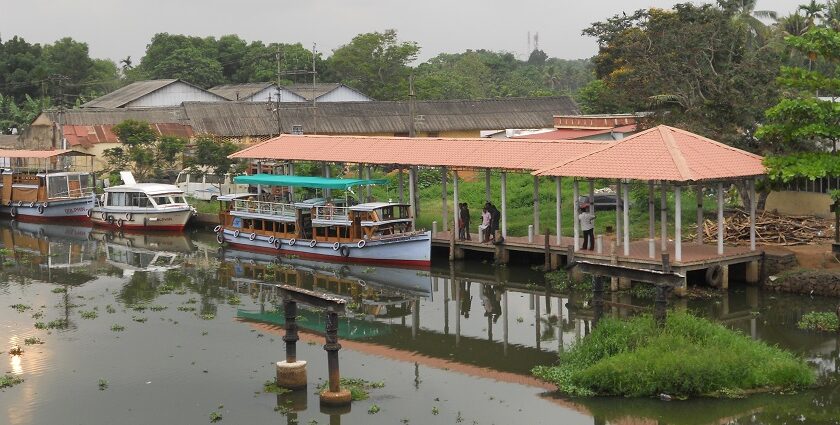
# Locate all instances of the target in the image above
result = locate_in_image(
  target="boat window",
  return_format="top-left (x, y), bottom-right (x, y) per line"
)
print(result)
top-left (132, 193), bottom-right (152, 208)
top-left (79, 174), bottom-right (92, 191)
top-left (153, 196), bottom-right (172, 205)
top-left (175, 173), bottom-right (187, 184)
top-left (47, 175), bottom-right (69, 198)
top-left (107, 192), bottom-right (126, 206)
top-left (170, 195), bottom-right (186, 204)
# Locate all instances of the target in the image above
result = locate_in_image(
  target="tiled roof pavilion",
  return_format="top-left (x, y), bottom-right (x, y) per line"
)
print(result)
top-left (230, 126), bottom-right (765, 264)
top-left (533, 125), bottom-right (765, 182)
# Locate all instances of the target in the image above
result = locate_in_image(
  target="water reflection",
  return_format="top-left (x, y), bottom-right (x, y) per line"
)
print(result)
top-left (2, 222), bottom-right (840, 424)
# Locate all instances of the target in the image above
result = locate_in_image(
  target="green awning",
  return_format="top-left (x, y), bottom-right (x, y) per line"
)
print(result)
top-left (234, 174), bottom-right (388, 189)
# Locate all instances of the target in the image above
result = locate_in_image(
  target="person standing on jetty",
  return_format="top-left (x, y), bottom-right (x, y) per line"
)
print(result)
top-left (579, 204), bottom-right (595, 250)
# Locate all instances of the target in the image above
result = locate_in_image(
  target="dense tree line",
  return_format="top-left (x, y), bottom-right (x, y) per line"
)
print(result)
top-left (577, 0), bottom-right (840, 151)
top-left (0, 30), bottom-right (593, 133)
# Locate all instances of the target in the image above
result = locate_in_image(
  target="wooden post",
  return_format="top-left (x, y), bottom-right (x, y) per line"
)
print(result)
top-left (533, 175), bottom-right (540, 236)
top-left (323, 162), bottom-right (331, 199)
top-left (675, 186), bottom-right (682, 262)
top-left (323, 311), bottom-right (343, 393)
top-left (555, 176), bottom-right (562, 245)
top-left (615, 180), bottom-right (622, 246)
top-left (696, 185), bottom-right (704, 245)
top-left (717, 182), bottom-right (724, 255)
top-left (288, 161), bottom-right (295, 200)
top-left (648, 181), bottom-right (655, 242)
top-left (544, 231), bottom-right (551, 271)
top-left (573, 180), bottom-right (580, 251)
top-left (501, 172), bottom-right (508, 239)
top-left (398, 167), bottom-right (404, 204)
top-left (365, 165), bottom-right (372, 200)
top-left (485, 168), bottom-right (491, 202)
top-left (660, 183), bottom-right (668, 252)
top-left (588, 180), bottom-right (595, 214)
top-left (408, 166), bottom-right (417, 222)
top-left (622, 182), bottom-right (630, 256)
top-left (441, 166), bottom-right (448, 231)
top-left (453, 170), bottom-right (460, 241)
top-left (749, 179), bottom-right (756, 251)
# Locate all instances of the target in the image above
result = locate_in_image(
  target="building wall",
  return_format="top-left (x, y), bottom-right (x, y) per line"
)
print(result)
top-left (72, 143), bottom-right (121, 172)
top-left (317, 87), bottom-right (372, 102)
top-left (125, 82), bottom-right (225, 108)
top-left (248, 87), bottom-right (282, 102)
top-left (765, 191), bottom-right (832, 219)
top-left (277, 89), bottom-right (307, 103)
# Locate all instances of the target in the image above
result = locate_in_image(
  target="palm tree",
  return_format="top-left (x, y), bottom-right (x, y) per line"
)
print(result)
top-left (719, 0), bottom-right (778, 43)
top-left (778, 12), bottom-right (810, 35)
top-left (825, 0), bottom-right (840, 30)
top-left (799, 0), bottom-right (826, 26)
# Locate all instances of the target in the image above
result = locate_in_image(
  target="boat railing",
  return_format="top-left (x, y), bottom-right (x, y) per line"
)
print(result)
top-left (233, 199), bottom-right (295, 217)
top-left (313, 205), bottom-right (350, 222)
top-left (49, 187), bottom-right (95, 199)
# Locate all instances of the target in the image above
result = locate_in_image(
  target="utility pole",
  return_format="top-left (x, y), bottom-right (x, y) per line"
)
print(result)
top-left (312, 43), bottom-right (318, 135)
top-left (272, 47), bottom-right (283, 135)
top-left (408, 73), bottom-right (416, 138)
top-left (50, 74), bottom-right (70, 151)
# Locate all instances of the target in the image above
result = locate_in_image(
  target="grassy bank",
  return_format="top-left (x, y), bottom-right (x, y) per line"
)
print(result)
top-left (532, 312), bottom-right (814, 398)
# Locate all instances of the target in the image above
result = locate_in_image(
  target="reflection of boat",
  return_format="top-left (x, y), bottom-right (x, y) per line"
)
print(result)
top-left (88, 228), bottom-right (197, 253)
top-left (90, 172), bottom-right (195, 231)
top-left (86, 229), bottom-right (196, 274)
top-left (0, 221), bottom-right (98, 284)
top-left (0, 150), bottom-right (96, 222)
top-left (222, 247), bottom-right (433, 298)
top-left (216, 175), bottom-right (431, 267)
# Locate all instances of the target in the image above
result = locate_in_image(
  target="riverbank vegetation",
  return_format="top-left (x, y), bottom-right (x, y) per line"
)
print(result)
top-left (798, 312), bottom-right (839, 332)
top-left (532, 312), bottom-right (814, 398)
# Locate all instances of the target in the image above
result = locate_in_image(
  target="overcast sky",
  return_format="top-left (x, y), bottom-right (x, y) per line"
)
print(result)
top-left (2, 0), bottom-right (801, 63)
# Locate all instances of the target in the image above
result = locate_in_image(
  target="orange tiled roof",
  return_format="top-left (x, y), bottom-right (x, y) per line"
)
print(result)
top-left (62, 123), bottom-right (194, 148)
top-left (229, 134), bottom-right (611, 171)
top-left (533, 125), bottom-right (765, 182)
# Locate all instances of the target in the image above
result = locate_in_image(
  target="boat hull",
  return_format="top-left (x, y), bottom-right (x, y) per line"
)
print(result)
top-left (89, 207), bottom-right (193, 231)
top-left (0, 196), bottom-right (95, 222)
top-left (220, 229), bottom-right (432, 267)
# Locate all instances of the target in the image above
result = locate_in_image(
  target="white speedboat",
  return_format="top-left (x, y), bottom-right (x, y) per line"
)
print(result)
top-left (89, 172), bottom-right (195, 231)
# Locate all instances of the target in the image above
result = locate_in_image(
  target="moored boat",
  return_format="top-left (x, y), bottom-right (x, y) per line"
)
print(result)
top-left (216, 174), bottom-right (431, 267)
top-left (89, 172), bottom-right (195, 231)
top-left (0, 149), bottom-right (96, 222)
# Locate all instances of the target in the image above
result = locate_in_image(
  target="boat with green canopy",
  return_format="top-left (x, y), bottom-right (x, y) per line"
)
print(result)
top-left (214, 174), bottom-right (431, 267)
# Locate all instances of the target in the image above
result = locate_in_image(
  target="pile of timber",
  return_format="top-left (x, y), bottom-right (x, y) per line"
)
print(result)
top-left (692, 210), bottom-right (833, 246)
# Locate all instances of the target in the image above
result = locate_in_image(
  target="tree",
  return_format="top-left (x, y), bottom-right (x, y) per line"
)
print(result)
top-left (582, 3), bottom-right (782, 147)
top-left (186, 136), bottom-right (241, 192)
top-left (147, 47), bottom-right (225, 87)
top-left (757, 26), bottom-right (840, 153)
top-left (109, 120), bottom-right (186, 180)
top-left (527, 49), bottom-right (548, 66)
top-left (327, 29), bottom-right (419, 100)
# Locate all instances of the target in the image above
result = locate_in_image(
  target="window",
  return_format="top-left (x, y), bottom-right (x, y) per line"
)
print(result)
top-left (108, 192), bottom-right (127, 206)
top-left (170, 196), bottom-right (186, 204)
top-left (175, 173), bottom-right (187, 184)
top-left (132, 193), bottom-right (152, 208)
top-left (153, 196), bottom-right (172, 205)
top-left (47, 175), bottom-right (69, 198)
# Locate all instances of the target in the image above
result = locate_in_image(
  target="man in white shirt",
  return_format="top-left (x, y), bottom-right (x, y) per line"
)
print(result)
top-left (579, 205), bottom-right (595, 250)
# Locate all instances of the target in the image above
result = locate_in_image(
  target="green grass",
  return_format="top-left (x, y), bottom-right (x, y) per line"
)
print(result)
top-left (532, 312), bottom-right (814, 398)
top-left (798, 312), bottom-right (839, 332)
top-left (188, 197), bottom-right (221, 215)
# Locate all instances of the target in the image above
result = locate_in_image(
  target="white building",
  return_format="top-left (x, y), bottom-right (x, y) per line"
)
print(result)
top-left (81, 79), bottom-right (227, 109)
top-left (209, 82), bottom-right (373, 103)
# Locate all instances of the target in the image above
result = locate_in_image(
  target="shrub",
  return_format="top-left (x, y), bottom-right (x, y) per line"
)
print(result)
top-left (532, 312), bottom-right (814, 398)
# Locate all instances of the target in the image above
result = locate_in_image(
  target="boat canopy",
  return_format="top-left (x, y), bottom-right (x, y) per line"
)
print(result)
top-left (234, 174), bottom-right (388, 189)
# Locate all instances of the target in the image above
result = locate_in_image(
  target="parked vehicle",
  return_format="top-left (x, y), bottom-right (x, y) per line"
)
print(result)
top-left (175, 170), bottom-right (247, 201)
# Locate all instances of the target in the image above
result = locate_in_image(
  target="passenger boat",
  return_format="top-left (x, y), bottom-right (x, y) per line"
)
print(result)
top-left (0, 150), bottom-right (96, 222)
top-left (89, 172), bottom-right (195, 231)
top-left (216, 174), bottom-right (431, 267)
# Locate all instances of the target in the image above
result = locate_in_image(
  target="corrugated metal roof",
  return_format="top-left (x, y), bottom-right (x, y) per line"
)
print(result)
top-left (185, 96), bottom-right (578, 136)
top-left (533, 126), bottom-right (765, 182)
top-left (284, 83), bottom-right (343, 101)
top-left (0, 149), bottom-right (93, 158)
top-left (229, 134), bottom-right (608, 171)
top-left (45, 107), bottom-right (189, 125)
top-left (81, 79), bottom-right (179, 108)
top-left (208, 82), bottom-right (274, 100)
top-left (40, 96), bottom-right (577, 137)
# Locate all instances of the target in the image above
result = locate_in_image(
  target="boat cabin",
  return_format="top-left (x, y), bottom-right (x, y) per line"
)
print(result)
top-left (0, 150), bottom-right (95, 205)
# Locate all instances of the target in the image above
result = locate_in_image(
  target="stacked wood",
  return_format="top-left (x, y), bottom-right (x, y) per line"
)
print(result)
top-left (687, 210), bottom-right (833, 246)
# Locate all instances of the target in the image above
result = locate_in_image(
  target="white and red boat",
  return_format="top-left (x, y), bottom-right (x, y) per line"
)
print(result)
top-left (216, 174), bottom-right (431, 267)
top-left (89, 172), bottom-right (194, 231)
top-left (0, 149), bottom-right (96, 222)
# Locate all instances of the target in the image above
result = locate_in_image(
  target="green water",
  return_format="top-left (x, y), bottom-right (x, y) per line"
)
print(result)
top-left (1, 221), bottom-right (839, 424)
